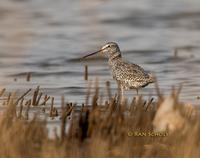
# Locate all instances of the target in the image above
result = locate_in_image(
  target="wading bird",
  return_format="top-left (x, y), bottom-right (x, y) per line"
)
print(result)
top-left (82, 42), bottom-right (155, 102)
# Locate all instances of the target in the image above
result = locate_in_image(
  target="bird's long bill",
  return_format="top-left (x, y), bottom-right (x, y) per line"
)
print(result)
top-left (82, 49), bottom-right (102, 58)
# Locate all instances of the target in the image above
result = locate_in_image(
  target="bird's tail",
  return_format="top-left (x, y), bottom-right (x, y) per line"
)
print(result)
top-left (147, 73), bottom-right (156, 83)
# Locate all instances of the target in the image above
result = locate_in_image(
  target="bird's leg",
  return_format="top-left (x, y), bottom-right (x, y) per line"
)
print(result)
top-left (117, 82), bottom-right (121, 102)
top-left (120, 85), bottom-right (124, 105)
top-left (136, 89), bottom-right (139, 95)
top-left (117, 83), bottom-right (124, 105)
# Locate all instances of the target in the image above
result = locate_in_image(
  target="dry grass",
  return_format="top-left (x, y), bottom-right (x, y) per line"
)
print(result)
top-left (0, 79), bottom-right (199, 158)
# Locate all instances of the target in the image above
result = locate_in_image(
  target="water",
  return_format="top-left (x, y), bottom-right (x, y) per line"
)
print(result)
top-left (0, 0), bottom-right (200, 105)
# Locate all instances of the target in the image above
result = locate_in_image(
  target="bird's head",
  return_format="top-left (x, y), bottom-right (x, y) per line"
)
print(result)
top-left (82, 42), bottom-right (121, 60)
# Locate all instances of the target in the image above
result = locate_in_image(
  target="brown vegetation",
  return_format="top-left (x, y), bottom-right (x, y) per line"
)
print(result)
top-left (0, 79), bottom-right (199, 158)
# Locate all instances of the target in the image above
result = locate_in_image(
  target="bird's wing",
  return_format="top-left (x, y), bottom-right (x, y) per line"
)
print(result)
top-left (114, 61), bottom-right (148, 82)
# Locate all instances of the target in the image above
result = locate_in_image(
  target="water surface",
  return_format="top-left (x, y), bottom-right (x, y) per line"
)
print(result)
top-left (0, 0), bottom-right (200, 105)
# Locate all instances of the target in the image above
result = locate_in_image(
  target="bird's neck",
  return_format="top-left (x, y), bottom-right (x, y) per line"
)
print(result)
top-left (108, 51), bottom-right (122, 60)
top-left (108, 54), bottom-right (122, 64)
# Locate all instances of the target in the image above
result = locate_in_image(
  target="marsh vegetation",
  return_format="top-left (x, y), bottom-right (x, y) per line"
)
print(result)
top-left (0, 74), bottom-right (199, 158)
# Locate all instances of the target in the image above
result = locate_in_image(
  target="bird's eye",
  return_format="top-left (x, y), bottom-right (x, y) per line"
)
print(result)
top-left (108, 45), bottom-right (111, 48)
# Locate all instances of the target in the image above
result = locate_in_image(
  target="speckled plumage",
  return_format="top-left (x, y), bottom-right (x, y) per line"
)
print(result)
top-left (83, 42), bottom-right (155, 94)
top-left (109, 57), bottom-right (154, 91)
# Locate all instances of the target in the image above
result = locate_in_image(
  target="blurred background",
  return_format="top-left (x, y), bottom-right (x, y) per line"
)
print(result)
top-left (0, 0), bottom-right (200, 104)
